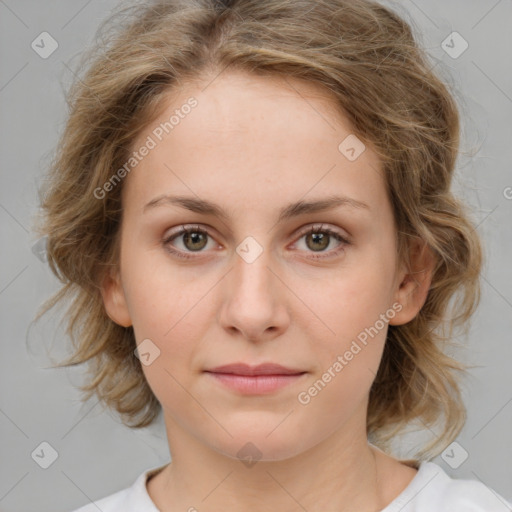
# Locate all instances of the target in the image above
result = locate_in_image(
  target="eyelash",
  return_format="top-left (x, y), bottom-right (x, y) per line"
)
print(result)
top-left (162, 224), bottom-right (350, 261)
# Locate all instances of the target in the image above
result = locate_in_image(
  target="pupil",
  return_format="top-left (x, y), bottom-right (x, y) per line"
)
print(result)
top-left (309, 232), bottom-right (328, 251)
top-left (185, 231), bottom-right (206, 251)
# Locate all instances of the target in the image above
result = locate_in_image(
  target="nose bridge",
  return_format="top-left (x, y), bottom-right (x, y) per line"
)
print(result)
top-left (232, 237), bottom-right (276, 307)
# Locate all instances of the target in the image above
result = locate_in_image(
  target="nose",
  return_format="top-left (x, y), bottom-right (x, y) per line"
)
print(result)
top-left (218, 243), bottom-right (290, 343)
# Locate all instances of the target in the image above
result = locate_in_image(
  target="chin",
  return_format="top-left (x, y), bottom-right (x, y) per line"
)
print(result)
top-left (207, 424), bottom-right (312, 465)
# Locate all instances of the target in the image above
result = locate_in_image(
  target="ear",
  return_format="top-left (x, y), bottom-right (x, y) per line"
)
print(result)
top-left (100, 267), bottom-right (132, 328)
top-left (389, 238), bottom-right (436, 326)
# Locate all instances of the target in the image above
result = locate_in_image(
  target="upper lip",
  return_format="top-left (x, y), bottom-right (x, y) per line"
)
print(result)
top-left (205, 363), bottom-right (305, 376)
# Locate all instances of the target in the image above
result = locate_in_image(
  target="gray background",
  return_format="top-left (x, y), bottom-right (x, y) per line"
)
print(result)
top-left (0, 0), bottom-right (511, 510)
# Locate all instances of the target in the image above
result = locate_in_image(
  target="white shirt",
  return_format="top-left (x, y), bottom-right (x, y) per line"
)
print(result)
top-left (70, 461), bottom-right (512, 512)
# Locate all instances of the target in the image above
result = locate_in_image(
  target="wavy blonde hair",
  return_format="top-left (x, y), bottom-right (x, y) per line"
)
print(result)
top-left (33, 0), bottom-right (482, 458)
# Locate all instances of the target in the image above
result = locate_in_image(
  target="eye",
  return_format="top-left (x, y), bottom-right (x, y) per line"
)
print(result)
top-left (162, 223), bottom-right (350, 261)
top-left (292, 224), bottom-right (350, 260)
top-left (162, 224), bottom-right (216, 260)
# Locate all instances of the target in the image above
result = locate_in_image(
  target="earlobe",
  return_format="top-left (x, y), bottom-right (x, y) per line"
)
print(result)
top-left (389, 239), bottom-right (436, 326)
top-left (100, 268), bottom-right (132, 328)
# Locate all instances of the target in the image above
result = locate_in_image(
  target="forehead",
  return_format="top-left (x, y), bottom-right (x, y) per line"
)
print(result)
top-left (123, 70), bottom-right (386, 217)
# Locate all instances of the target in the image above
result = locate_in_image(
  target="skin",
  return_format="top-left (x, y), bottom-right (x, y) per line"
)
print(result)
top-left (101, 69), bottom-right (434, 512)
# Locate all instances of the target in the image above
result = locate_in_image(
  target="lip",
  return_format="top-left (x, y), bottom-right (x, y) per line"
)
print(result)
top-left (206, 362), bottom-right (305, 376)
top-left (204, 363), bottom-right (307, 395)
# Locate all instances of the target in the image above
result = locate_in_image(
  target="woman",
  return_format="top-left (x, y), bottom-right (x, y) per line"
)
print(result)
top-left (34, 0), bottom-right (511, 510)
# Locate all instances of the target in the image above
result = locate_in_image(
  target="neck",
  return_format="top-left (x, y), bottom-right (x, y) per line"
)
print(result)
top-left (148, 414), bottom-right (404, 512)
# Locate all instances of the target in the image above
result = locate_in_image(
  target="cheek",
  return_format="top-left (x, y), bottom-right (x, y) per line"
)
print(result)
top-left (301, 240), bottom-right (396, 386)
top-left (296, 272), bottom-right (392, 427)
top-left (120, 234), bottom-right (204, 334)
top-left (318, 254), bottom-right (395, 341)
top-left (125, 261), bottom-right (211, 412)
top-left (120, 241), bottom-right (214, 390)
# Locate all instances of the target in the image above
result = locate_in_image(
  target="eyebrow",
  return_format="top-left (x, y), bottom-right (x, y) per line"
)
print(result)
top-left (143, 194), bottom-right (370, 223)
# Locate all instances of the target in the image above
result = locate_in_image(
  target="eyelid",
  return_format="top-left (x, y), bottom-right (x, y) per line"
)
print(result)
top-left (293, 223), bottom-right (351, 244)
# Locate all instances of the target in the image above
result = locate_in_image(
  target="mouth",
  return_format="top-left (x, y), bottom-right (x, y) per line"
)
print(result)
top-left (204, 362), bottom-right (307, 394)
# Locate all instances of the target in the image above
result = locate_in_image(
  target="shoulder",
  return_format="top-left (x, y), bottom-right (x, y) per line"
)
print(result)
top-left (384, 461), bottom-right (512, 512)
top-left (67, 464), bottom-right (167, 512)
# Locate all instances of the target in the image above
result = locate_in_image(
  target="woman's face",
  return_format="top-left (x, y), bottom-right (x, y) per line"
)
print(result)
top-left (102, 70), bottom-right (425, 462)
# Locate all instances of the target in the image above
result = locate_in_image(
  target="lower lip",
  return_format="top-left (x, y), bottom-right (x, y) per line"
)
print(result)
top-left (205, 372), bottom-right (306, 394)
